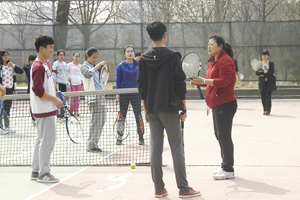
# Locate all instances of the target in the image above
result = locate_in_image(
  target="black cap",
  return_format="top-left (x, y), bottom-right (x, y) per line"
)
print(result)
top-left (262, 50), bottom-right (269, 55)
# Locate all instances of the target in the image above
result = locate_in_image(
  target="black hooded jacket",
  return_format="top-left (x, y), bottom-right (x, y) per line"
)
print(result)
top-left (137, 47), bottom-right (186, 114)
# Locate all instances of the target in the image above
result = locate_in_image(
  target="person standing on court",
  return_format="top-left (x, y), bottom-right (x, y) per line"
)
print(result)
top-left (80, 47), bottom-right (110, 152)
top-left (23, 55), bottom-right (37, 94)
top-left (0, 50), bottom-right (24, 134)
top-left (191, 34), bottom-right (237, 180)
top-left (137, 21), bottom-right (201, 198)
top-left (30, 34), bottom-right (64, 183)
top-left (52, 49), bottom-right (68, 120)
top-left (67, 52), bottom-right (82, 116)
top-left (255, 50), bottom-right (276, 115)
top-left (115, 45), bottom-right (144, 145)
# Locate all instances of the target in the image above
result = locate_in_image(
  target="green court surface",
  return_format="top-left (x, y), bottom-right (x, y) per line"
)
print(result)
top-left (1, 99), bottom-right (300, 200)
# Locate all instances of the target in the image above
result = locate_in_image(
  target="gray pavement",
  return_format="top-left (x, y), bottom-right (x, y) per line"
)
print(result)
top-left (0, 99), bottom-right (299, 200)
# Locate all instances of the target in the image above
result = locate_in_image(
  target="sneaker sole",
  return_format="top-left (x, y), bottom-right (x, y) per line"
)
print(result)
top-left (37, 179), bottom-right (59, 183)
top-left (154, 193), bottom-right (168, 198)
top-left (179, 192), bottom-right (201, 198)
top-left (213, 175), bottom-right (235, 180)
top-left (31, 177), bottom-right (38, 180)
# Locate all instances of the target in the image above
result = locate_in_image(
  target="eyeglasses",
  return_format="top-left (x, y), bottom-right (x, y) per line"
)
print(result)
top-left (2, 54), bottom-right (9, 57)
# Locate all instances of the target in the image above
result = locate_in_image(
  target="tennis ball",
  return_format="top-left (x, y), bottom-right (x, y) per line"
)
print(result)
top-left (81, 114), bottom-right (84, 118)
top-left (0, 91), bottom-right (2, 96)
top-left (164, 133), bottom-right (166, 137)
top-left (130, 163), bottom-right (136, 169)
top-left (59, 121), bottom-right (62, 124)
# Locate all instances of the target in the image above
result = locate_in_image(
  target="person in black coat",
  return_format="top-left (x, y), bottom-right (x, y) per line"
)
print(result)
top-left (23, 55), bottom-right (37, 94)
top-left (255, 50), bottom-right (276, 115)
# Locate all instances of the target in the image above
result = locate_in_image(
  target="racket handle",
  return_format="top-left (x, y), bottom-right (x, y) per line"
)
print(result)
top-left (58, 91), bottom-right (66, 105)
top-left (181, 121), bottom-right (184, 129)
top-left (197, 85), bottom-right (204, 99)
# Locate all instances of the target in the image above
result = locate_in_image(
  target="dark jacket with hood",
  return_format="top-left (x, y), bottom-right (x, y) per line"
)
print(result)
top-left (137, 47), bottom-right (186, 114)
top-left (255, 61), bottom-right (277, 93)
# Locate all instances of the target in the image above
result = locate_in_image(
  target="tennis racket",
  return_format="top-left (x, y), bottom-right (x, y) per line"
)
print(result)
top-left (113, 111), bottom-right (129, 142)
top-left (251, 59), bottom-right (263, 72)
top-left (182, 52), bottom-right (204, 99)
top-left (236, 73), bottom-right (244, 83)
top-left (100, 64), bottom-right (109, 89)
top-left (58, 91), bottom-right (83, 144)
top-left (0, 100), bottom-right (9, 134)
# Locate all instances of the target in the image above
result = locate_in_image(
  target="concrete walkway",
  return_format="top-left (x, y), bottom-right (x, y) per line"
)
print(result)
top-left (1, 99), bottom-right (299, 200)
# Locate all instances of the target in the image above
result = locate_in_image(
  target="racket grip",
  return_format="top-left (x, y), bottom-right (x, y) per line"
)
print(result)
top-left (58, 91), bottom-right (66, 105)
top-left (197, 85), bottom-right (204, 99)
top-left (181, 121), bottom-right (184, 129)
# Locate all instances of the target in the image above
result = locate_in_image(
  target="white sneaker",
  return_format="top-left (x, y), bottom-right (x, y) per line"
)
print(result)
top-left (213, 168), bottom-right (223, 175)
top-left (0, 129), bottom-right (8, 135)
top-left (8, 129), bottom-right (16, 134)
top-left (213, 170), bottom-right (235, 180)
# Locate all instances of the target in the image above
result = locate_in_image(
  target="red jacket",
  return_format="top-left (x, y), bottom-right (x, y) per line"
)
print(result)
top-left (204, 50), bottom-right (236, 109)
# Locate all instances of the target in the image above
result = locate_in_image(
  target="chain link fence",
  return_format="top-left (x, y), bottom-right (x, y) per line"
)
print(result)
top-left (0, 21), bottom-right (299, 83)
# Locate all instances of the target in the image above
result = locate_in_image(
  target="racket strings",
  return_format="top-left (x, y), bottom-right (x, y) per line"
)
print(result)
top-left (182, 54), bottom-right (201, 78)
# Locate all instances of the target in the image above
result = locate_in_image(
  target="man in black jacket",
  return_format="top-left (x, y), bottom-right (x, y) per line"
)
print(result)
top-left (137, 21), bottom-right (200, 198)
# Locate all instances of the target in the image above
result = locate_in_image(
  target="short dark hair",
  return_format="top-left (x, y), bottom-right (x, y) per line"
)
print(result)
top-left (209, 34), bottom-right (225, 48)
top-left (261, 50), bottom-right (270, 56)
top-left (57, 49), bottom-right (65, 56)
top-left (28, 54), bottom-right (37, 63)
top-left (146, 21), bottom-right (167, 41)
top-left (135, 52), bottom-right (141, 57)
top-left (34, 34), bottom-right (54, 52)
top-left (85, 47), bottom-right (98, 60)
top-left (73, 52), bottom-right (80, 56)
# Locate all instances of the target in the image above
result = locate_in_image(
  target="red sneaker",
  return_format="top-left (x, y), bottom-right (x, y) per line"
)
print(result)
top-left (179, 187), bottom-right (201, 198)
top-left (154, 188), bottom-right (168, 198)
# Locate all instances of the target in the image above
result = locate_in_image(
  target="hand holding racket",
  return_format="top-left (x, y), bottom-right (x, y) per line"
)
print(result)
top-left (58, 91), bottom-right (83, 144)
top-left (113, 111), bottom-right (129, 142)
top-left (182, 52), bottom-right (204, 99)
top-left (100, 64), bottom-right (110, 90)
top-left (251, 59), bottom-right (263, 72)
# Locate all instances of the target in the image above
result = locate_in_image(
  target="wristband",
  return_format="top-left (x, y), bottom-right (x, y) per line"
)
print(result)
top-left (204, 79), bottom-right (206, 84)
top-left (180, 109), bottom-right (186, 115)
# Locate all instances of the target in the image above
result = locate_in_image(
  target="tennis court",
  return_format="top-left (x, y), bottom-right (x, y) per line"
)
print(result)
top-left (0, 98), bottom-right (299, 200)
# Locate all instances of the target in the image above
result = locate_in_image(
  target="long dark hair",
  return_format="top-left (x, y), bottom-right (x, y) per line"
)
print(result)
top-left (0, 50), bottom-right (10, 65)
top-left (209, 34), bottom-right (234, 59)
top-left (124, 45), bottom-right (138, 67)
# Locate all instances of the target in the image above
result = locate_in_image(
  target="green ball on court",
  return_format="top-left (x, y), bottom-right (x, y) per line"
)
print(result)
top-left (81, 114), bottom-right (84, 117)
top-left (131, 163), bottom-right (136, 169)
top-left (59, 121), bottom-right (62, 124)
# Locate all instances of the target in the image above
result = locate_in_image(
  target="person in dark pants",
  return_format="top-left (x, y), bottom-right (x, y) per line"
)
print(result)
top-left (23, 54), bottom-right (37, 125)
top-left (137, 21), bottom-right (200, 198)
top-left (191, 35), bottom-right (237, 180)
top-left (0, 50), bottom-right (24, 134)
top-left (255, 50), bottom-right (276, 115)
top-left (116, 45), bottom-right (144, 145)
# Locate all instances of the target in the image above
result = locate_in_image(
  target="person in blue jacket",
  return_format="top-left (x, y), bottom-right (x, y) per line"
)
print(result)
top-left (116, 45), bottom-right (144, 145)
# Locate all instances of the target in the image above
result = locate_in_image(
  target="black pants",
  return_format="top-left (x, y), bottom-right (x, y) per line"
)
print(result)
top-left (119, 93), bottom-right (144, 140)
top-left (57, 83), bottom-right (67, 118)
top-left (212, 100), bottom-right (237, 172)
top-left (0, 88), bottom-right (14, 128)
top-left (261, 92), bottom-right (272, 112)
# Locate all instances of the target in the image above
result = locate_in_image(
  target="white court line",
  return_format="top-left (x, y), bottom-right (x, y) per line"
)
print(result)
top-left (24, 131), bottom-right (150, 200)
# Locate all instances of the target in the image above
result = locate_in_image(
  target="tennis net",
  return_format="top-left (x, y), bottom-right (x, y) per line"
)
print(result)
top-left (0, 88), bottom-right (150, 166)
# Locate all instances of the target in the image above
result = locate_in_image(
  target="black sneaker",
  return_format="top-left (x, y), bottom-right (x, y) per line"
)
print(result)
top-left (31, 171), bottom-right (39, 180)
top-left (139, 139), bottom-right (144, 145)
top-left (87, 146), bottom-right (102, 152)
top-left (116, 139), bottom-right (123, 145)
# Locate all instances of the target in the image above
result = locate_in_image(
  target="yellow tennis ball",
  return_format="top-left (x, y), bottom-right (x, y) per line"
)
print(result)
top-left (81, 114), bottom-right (84, 118)
top-left (0, 91), bottom-right (2, 96)
top-left (59, 121), bottom-right (62, 124)
top-left (131, 163), bottom-right (136, 169)
top-left (164, 133), bottom-right (166, 137)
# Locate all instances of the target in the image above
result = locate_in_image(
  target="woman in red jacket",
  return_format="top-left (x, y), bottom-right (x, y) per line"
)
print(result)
top-left (191, 35), bottom-right (237, 180)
